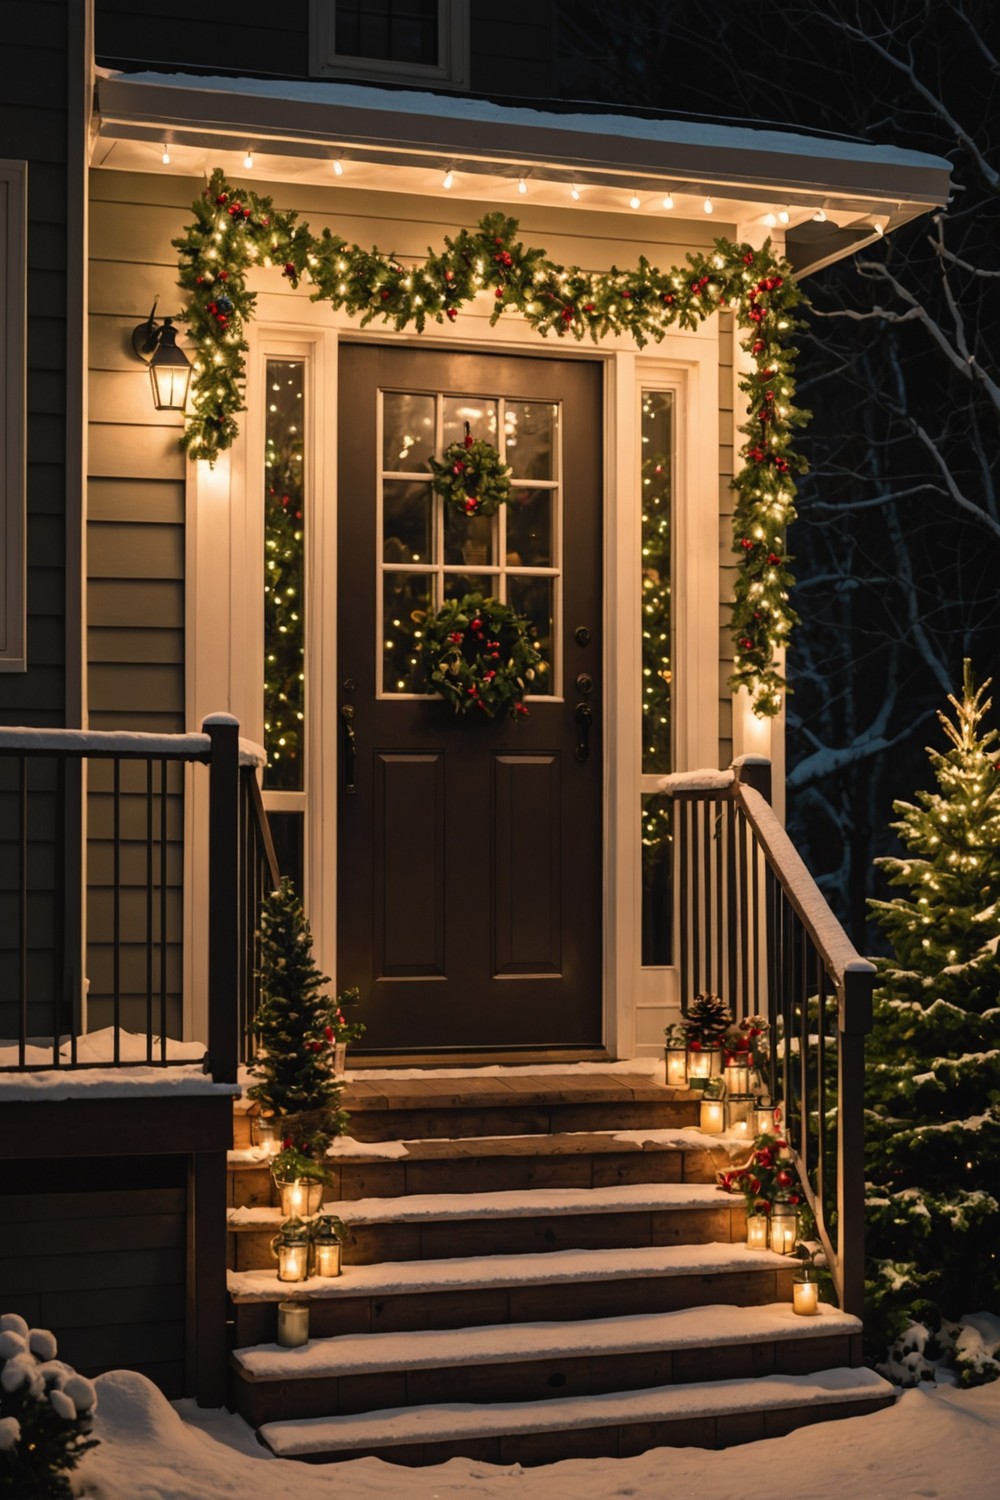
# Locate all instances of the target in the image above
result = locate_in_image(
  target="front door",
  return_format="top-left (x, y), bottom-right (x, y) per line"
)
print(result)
top-left (337, 346), bottom-right (603, 1053)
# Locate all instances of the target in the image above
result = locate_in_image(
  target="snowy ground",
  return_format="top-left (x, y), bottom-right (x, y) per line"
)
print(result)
top-left (73, 1369), bottom-right (1000, 1500)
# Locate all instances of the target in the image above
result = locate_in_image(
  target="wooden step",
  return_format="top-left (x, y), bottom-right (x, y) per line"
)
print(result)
top-left (227, 1182), bottom-right (745, 1271)
top-left (232, 1073), bottom-right (697, 1146)
top-left (228, 1241), bottom-right (796, 1345)
top-left (256, 1366), bottom-right (894, 1465)
top-left (227, 1128), bottom-right (744, 1206)
top-left (231, 1302), bottom-right (864, 1426)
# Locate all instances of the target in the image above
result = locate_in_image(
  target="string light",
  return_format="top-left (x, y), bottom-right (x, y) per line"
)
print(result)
top-left (570, 183), bottom-right (581, 200)
top-left (662, 192), bottom-right (674, 210)
top-left (629, 190), bottom-right (641, 210)
top-left (763, 212), bottom-right (777, 227)
top-left (243, 150), bottom-right (254, 170)
top-left (161, 144), bottom-right (171, 166)
top-left (332, 157), bottom-right (344, 176)
top-left (813, 207), bottom-right (828, 223)
top-left (517, 177), bottom-right (527, 195)
top-left (778, 207), bottom-right (790, 224)
top-left (442, 168), bottom-right (454, 190)
top-left (703, 196), bottom-right (714, 214)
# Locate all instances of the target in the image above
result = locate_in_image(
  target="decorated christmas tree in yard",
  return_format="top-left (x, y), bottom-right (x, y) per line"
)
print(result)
top-left (247, 877), bottom-right (351, 1174)
top-left (865, 662), bottom-right (1000, 1384)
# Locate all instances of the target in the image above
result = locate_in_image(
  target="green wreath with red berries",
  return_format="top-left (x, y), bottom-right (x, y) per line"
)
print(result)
top-left (418, 592), bottom-right (545, 718)
top-left (428, 424), bottom-right (512, 518)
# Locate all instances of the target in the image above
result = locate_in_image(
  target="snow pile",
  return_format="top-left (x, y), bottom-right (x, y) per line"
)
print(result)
top-left (0, 1029), bottom-right (240, 1101)
top-left (73, 1366), bottom-right (1000, 1499)
top-left (882, 1311), bottom-right (1000, 1388)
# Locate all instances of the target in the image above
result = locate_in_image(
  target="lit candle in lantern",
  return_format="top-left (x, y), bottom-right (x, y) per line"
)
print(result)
top-left (665, 1047), bottom-right (688, 1088)
top-left (753, 1098), bottom-right (778, 1136)
top-left (686, 1046), bottom-right (723, 1089)
top-left (745, 1213), bottom-right (769, 1250)
top-left (793, 1273), bottom-right (820, 1315)
top-left (727, 1094), bottom-right (754, 1139)
top-left (271, 1219), bottom-right (311, 1283)
top-left (278, 1178), bottom-right (325, 1218)
top-left (311, 1214), bottom-right (347, 1278)
top-left (724, 1061), bottom-right (752, 1095)
top-left (251, 1115), bottom-right (281, 1155)
top-left (769, 1200), bottom-right (798, 1255)
top-left (699, 1097), bottom-right (726, 1134)
top-left (277, 1301), bottom-right (310, 1346)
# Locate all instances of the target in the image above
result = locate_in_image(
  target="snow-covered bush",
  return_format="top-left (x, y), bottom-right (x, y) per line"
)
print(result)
top-left (0, 1313), bottom-right (98, 1498)
top-left (880, 1312), bottom-right (1000, 1389)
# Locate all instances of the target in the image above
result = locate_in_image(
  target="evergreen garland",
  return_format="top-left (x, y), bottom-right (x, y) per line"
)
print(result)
top-left (865, 661), bottom-right (1000, 1381)
top-left (173, 169), bottom-right (808, 715)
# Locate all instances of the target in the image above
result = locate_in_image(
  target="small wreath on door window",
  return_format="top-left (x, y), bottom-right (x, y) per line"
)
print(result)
top-left (428, 423), bottom-right (512, 517)
top-left (417, 592), bottom-right (546, 718)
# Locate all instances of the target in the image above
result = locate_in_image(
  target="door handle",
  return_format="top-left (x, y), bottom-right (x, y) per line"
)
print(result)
top-left (340, 704), bottom-right (357, 795)
top-left (574, 701), bottom-right (593, 763)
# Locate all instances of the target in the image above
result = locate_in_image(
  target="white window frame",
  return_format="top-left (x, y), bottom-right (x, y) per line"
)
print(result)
top-left (0, 160), bottom-right (27, 673)
top-left (309, 0), bottom-right (470, 89)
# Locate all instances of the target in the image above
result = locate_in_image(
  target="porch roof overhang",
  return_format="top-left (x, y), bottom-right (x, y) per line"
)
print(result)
top-left (94, 70), bottom-right (952, 276)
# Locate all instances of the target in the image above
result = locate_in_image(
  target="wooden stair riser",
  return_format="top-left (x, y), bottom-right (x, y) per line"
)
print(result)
top-left (232, 1264), bottom-right (796, 1346)
top-left (263, 1390), bottom-right (894, 1467)
top-left (228, 1204), bottom-right (744, 1272)
top-left (228, 1144), bottom-right (734, 1207)
top-left (342, 1100), bottom-right (699, 1142)
top-left (233, 1329), bottom-right (864, 1427)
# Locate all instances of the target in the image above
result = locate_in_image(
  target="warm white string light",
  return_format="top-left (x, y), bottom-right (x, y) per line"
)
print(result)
top-left (703, 196), bottom-right (714, 214)
top-left (442, 168), bottom-right (454, 189)
top-left (243, 150), bottom-right (254, 170)
top-left (813, 207), bottom-right (828, 222)
top-left (662, 191), bottom-right (674, 210)
top-left (161, 144), bottom-right (171, 166)
top-left (333, 157), bottom-right (344, 176)
top-left (778, 207), bottom-right (790, 224)
top-left (517, 177), bottom-right (527, 195)
top-left (763, 212), bottom-right (777, 227)
top-left (570, 183), bottom-right (581, 200)
top-left (629, 190), bottom-right (641, 210)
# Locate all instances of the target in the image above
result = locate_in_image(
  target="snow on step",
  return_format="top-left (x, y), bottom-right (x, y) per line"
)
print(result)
top-left (228, 1240), bottom-right (788, 1301)
top-left (234, 1302), bottom-right (860, 1381)
top-left (260, 1367), bottom-right (893, 1456)
top-left (227, 1180), bottom-right (731, 1228)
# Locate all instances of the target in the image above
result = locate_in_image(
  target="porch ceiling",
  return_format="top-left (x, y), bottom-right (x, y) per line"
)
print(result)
top-left (94, 70), bottom-right (952, 276)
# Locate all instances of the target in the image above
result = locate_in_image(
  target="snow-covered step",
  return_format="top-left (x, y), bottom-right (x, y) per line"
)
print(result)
top-left (232, 1303), bottom-right (864, 1426)
top-left (228, 1241), bottom-right (797, 1345)
top-left (226, 1180), bottom-right (744, 1271)
top-left (258, 1367), bottom-right (895, 1465)
top-left (227, 1126), bottom-right (747, 1207)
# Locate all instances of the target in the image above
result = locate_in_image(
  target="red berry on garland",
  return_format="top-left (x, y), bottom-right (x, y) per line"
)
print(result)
top-left (515, 703), bottom-right (528, 715)
top-left (743, 252), bottom-right (754, 264)
top-left (767, 552), bottom-right (782, 565)
top-left (775, 1168), bottom-right (794, 1188)
top-left (196, 275), bottom-right (205, 284)
top-left (585, 303), bottom-right (595, 312)
top-left (445, 269), bottom-right (454, 281)
top-left (324, 1025), bottom-right (335, 1042)
top-left (467, 685), bottom-right (478, 696)
top-left (283, 263), bottom-right (296, 277)
top-left (470, 618), bottom-right (482, 631)
top-left (741, 537), bottom-right (754, 551)
top-left (446, 308), bottom-right (458, 321)
top-left (452, 461), bottom-right (465, 474)
top-left (739, 637), bottom-right (755, 650)
top-left (215, 193), bottom-right (228, 204)
top-left (218, 270), bottom-right (229, 280)
top-left (381, 290), bottom-right (390, 300)
top-left (464, 498), bottom-right (478, 514)
top-left (752, 340), bottom-right (765, 353)
top-left (242, 208), bottom-right (251, 218)
top-left (495, 287), bottom-right (504, 300)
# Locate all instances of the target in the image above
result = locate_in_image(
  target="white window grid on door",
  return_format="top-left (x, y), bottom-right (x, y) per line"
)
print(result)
top-left (375, 388), bottom-right (563, 700)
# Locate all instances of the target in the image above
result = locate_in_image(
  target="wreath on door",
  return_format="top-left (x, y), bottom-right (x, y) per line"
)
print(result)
top-left (428, 423), bottom-right (512, 517)
top-left (418, 592), bottom-right (545, 717)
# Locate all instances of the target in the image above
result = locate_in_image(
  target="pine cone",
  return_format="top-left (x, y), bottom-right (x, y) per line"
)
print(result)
top-left (684, 992), bottom-right (733, 1044)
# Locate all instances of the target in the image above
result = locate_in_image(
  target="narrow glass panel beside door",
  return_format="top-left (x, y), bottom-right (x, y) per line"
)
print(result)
top-left (264, 360), bottom-right (306, 793)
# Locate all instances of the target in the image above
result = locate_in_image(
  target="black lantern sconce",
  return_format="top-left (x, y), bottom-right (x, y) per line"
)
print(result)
top-left (131, 300), bottom-right (193, 411)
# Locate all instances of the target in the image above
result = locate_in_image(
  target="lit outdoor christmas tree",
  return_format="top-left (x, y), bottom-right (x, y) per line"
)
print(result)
top-left (865, 662), bottom-right (1000, 1383)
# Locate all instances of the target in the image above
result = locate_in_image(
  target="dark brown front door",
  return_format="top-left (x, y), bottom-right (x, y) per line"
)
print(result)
top-left (337, 345), bottom-right (603, 1053)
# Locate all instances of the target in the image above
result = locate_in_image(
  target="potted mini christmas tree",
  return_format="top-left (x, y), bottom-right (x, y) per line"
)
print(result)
top-left (247, 877), bottom-right (352, 1204)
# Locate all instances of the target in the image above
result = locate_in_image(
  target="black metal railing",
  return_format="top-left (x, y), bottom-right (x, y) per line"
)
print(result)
top-left (0, 714), bottom-right (278, 1083)
top-left (663, 757), bottom-right (875, 1318)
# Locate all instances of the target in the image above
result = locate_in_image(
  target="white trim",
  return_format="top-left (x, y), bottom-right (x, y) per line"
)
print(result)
top-left (0, 160), bottom-right (27, 673)
top-left (185, 277), bottom-right (720, 1056)
top-left (309, 1), bottom-right (470, 91)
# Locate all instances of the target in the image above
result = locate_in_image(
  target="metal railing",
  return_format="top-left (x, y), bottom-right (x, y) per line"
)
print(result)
top-left (662, 757), bottom-right (875, 1318)
top-left (0, 714), bottom-right (278, 1083)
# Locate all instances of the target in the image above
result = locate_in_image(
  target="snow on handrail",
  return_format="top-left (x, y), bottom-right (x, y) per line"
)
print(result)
top-left (657, 768), bottom-right (736, 793)
top-left (737, 783), bottom-right (875, 987)
top-left (0, 726), bottom-right (213, 760)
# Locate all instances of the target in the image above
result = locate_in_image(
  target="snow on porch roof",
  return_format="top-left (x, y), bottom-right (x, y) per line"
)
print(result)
top-left (96, 70), bottom-right (950, 235)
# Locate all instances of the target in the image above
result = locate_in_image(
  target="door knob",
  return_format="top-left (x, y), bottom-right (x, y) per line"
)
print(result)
top-left (574, 701), bottom-right (593, 763)
top-left (340, 704), bottom-right (357, 795)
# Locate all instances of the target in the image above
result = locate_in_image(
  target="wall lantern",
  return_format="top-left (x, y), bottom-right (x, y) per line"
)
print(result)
top-left (131, 301), bottom-right (192, 411)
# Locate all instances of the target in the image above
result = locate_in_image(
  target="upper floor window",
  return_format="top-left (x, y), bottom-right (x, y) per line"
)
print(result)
top-left (309, 1), bottom-right (470, 89)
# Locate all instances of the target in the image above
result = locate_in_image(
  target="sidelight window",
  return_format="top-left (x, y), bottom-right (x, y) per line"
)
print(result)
top-left (639, 388), bottom-right (674, 966)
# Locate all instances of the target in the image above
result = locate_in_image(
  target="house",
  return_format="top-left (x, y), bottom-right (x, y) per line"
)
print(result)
top-left (1, 0), bottom-right (950, 1464)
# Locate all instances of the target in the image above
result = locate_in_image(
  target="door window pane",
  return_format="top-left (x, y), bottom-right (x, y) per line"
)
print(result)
top-left (507, 575), bottom-right (554, 682)
top-left (383, 573), bottom-right (431, 692)
top-left (264, 361), bottom-right (305, 791)
top-left (383, 391), bottom-right (435, 472)
top-left (641, 390), bottom-right (672, 774)
top-left (336, 0), bottom-right (439, 65)
top-left (443, 572), bottom-right (492, 603)
top-left (504, 401), bottom-right (558, 480)
top-left (384, 479), bottom-right (433, 564)
top-left (506, 488), bottom-right (552, 567)
top-left (444, 507), bottom-right (494, 568)
top-left (443, 395), bottom-right (497, 450)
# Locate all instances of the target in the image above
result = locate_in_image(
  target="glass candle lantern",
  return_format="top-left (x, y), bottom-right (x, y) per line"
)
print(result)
top-left (792, 1268), bottom-right (820, 1316)
top-left (723, 1060), bottom-right (752, 1096)
top-left (332, 1040), bottom-right (348, 1076)
top-left (664, 1046), bottom-right (688, 1088)
top-left (250, 1114), bottom-right (281, 1155)
top-left (745, 1213), bottom-right (769, 1250)
top-left (277, 1177), bottom-right (325, 1219)
top-left (698, 1080), bottom-right (726, 1134)
top-left (311, 1214), bottom-right (347, 1278)
top-left (685, 1046), bottom-right (723, 1089)
top-left (271, 1218), bottom-right (311, 1283)
top-left (769, 1199), bottom-right (798, 1255)
top-left (727, 1094), bottom-right (755, 1141)
top-left (753, 1098), bottom-right (778, 1137)
top-left (276, 1300), bottom-right (310, 1347)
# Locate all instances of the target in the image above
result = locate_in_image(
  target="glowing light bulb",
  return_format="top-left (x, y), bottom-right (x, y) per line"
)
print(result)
top-left (763, 212), bottom-right (777, 227)
top-left (333, 157), bottom-right (344, 176)
top-left (243, 150), bottom-right (254, 170)
top-left (161, 144), bottom-right (171, 165)
top-left (518, 177), bottom-right (527, 195)
top-left (703, 196), bottom-right (714, 214)
top-left (778, 207), bottom-right (790, 224)
top-left (570, 183), bottom-right (581, 201)
top-left (442, 168), bottom-right (454, 190)
top-left (873, 220), bottom-right (885, 236)
top-left (629, 191), bottom-right (641, 210)
top-left (662, 192), bottom-right (674, 210)
top-left (813, 207), bottom-right (827, 223)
